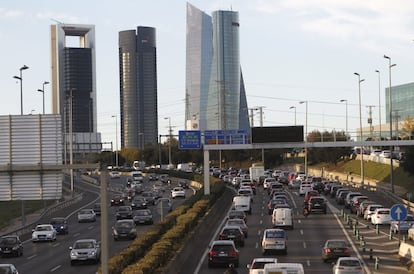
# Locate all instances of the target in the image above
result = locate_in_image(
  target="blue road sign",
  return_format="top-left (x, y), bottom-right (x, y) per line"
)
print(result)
top-left (179, 130), bottom-right (201, 149)
top-left (204, 129), bottom-right (248, 145)
top-left (390, 204), bottom-right (407, 221)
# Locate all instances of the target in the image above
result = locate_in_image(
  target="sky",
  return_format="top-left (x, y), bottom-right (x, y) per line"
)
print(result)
top-left (2, 0), bottom-right (414, 148)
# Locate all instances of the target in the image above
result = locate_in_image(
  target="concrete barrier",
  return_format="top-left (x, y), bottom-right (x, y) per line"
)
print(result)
top-left (399, 242), bottom-right (414, 262)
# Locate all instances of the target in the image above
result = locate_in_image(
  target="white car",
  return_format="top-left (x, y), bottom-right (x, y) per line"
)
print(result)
top-left (363, 204), bottom-right (383, 220)
top-left (263, 178), bottom-right (276, 189)
top-left (371, 208), bottom-right (392, 225)
top-left (332, 257), bottom-right (364, 274)
top-left (0, 264), bottom-right (19, 274)
top-left (110, 171), bottom-right (120, 179)
top-left (78, 209), bottom-right (97, 223)
top-left (299, 183), bottom-right (312, 196)
top-left (246, 257), bottom-right (278, 274)
top-left (69, 239), bottom-right (101, 265)
top-left (32, 224), bottom-right (57, 242)
top-left (171, 187), bottom-right (185, 199)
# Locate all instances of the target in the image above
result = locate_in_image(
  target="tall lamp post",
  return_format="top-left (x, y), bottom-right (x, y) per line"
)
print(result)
top-left (384, 55), bottom-right (396, 193)
top-left (111, 115), bottom-right (119, 167)
top-left (299, 101), bottom-right (308, 175)
top-left (375, 70), bottom-right (382, 139)
top-left (37, 81), bottom-right (49, 114)
top-left (289, 106), bottom-right (296, 125)
top-left (13, 65), bottom-right (29, 115)
top-left (164, 117), bottom-right (172, 166)
top-left (354, 72), bottom-right (365, 184)
top-left (339, 99), bottom-right (348, 138)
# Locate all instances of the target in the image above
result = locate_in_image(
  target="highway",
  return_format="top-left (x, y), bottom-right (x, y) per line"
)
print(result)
top-left (194, 182), bottom-right (408, 274)
top-left (1, 174), bottom-right (193, 274)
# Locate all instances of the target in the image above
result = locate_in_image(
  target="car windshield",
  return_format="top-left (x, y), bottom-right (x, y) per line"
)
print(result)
top-left (228, 220), bottom-right (243, 225)
top-left (327, 241), bottom-right (347, 248)
top-left (265, 230), bottom-right (285, 238)
top-left (339, 259), bottom-right (361, 267)
top-left (1, 237), bottom-right (17, 244)
top-left (212, 244), bottom-right (234, 252)
top-left (311, 198), bottom-right (324, 203)
top-left (135, 211), bottom-right (150, 216)
top-left (118, 207), bottom-right (130, 212)
top-left (50, 218), bottom-right (65, 224)
top-left (74, 241), bottom-right (94, 249)
top-left (115, 222), bottom-right (133, 228)
top-left (252, 261), bottom-right (274, 269)
top-left (79, 210), bottom-right (92, 214)
top-left (36, 226), bottom-right (51, 231)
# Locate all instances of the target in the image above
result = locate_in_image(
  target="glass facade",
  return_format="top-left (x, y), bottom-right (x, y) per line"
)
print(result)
top-left (119, 27), bottom-right (158, 149)
top-left (186, 3), bottom-right (250, 132)
top-left (385, 82), bottom-right (414, 124)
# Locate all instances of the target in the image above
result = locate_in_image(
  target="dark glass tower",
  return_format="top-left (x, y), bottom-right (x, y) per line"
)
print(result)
top-left (119, 27), bottom-right (158, 149)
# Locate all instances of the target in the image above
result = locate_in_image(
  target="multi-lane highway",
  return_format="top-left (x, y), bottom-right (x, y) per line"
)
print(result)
top-left (1, 174), bottom-right (193, 274)
top-left (192, 181), bottom-right (408, 274)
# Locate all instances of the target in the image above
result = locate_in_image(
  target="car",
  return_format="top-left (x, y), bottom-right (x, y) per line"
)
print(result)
top-left (332, 257), bottom-right (364, 274)
top-left (227, 210), bottom-right (247, 224)
top-left (225, 218), bottom-right (248, 238)
top-left (336, 190), bottom-right (351, 205)
top-left (171, 186), bottom-right (186, 199)
top-left (157, 198), bottom-right (173, 213)
top-left (0, 236), bottom-right (23, 257)
top-left (390, 214), bottom-right (414, 234)
top-left (131, 197), bottom-right (148, 210)
top-left (321, 239), bottom-right (351, 262)
top-left (357, 200), bottom-right (376, 217)
top-left (288, 179), bottom-right (301, 189)
top-left (371, 208), bottom-right (392, 225)
top-left (380, 150), bottom-right (392, 158)
top-left (50, 217), bottom-right (69, 235)
top-left (344, 192), bottom-right (362, 209)
top-left (307, 196), bottom-right (327, 214)
top-left (153, 181), bottom-right (166, 192)
top-left (69, 239), bottom-right (101, 265)
top-left (364, 204), bottom-right (384, 220)
top-left (110, 195), bottom-right (125, 206)
top-left (299, 183), bottom-right (312, 196)
top-left (304, 190), bottom-right (319, 203)
top-left (349, 196), bottom-right (369, 214)
top-left (92, 203), bottom-right (101, 216)
top-left (112, 219), bottom-right (137, 240)
top-left (261, 228), bottom-right (287, 255)
top-left (147, 173), bottom-right (158, 181)
top-left (0, 264), bottom-right (19, 274)
top-left (159, 174), bottom-right (170, 184)
top-left (208, 240), bottom-right (239, 268)
top-left (246, 258), bottom-right (278, 274)
top-left (115, 206), bottom-right (133, 220)
top-left (77, 209), bottom-right (97, 223)
top-left (218, 225), bottom-right (245, 247)
top-left (178, 181), bottom-right (190, 189)
top-left (263, 178), bottom-right (277, 189)
top-left (267, 199), bottom-right (289, 215)
top-left (32, 224), bottom-right (57, 242)
top-left (131, 170), bottom-right (144, 181)
top-left (110, 171), bottom-right (120, 179)
top-left (133, 209), bottom-right (154, 225)
top-left (140, 191), bottom-right (157, 205)
top-left (267, 182), bottom-right (284, 195)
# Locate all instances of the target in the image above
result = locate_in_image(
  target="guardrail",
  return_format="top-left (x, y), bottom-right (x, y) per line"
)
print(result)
top-left (0, 192), bottom-right (83, 238)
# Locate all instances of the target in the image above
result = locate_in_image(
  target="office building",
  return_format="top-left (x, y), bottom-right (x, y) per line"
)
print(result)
top-left (185, 3), bottom-right (250, 132)
top-left (50, 24), bottom-right (101, 161)
top-left (119, 27), bottom-right (158, 149)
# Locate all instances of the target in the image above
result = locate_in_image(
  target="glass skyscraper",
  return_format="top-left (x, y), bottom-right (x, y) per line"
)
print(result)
top-left (119, 27), bottom-right (158, 149)
top-left (185, 3), bottom-right (250, 132)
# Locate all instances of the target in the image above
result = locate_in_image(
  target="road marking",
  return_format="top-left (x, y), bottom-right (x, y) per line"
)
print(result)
top-left (260, 220), bottom-right (263, 225)
top-left (306, 259), bottom-right (311, 266)
top-left (298, 219), bottom-right (302, 224)
top-left (300, 229), bottom-right (304, 235)
top-left (52, 242), bottom-right (60, 247)
top-left (27, 254), bottom-right (37, 260)
top-left (88, 226), bottom-right (94, 230)
top-left (73, 232), bottom-right (80, 237)
top-left (255, 242), bottom-right (258, 248)
top-left (303, 242), bottom-right (307, 248)
top-left (50, 265), bottom-right (61, 272)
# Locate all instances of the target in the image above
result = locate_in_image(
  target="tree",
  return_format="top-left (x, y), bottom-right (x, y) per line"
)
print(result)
top-left (400, 116), bottom-right (414, 140)
top-left (401, 146), bottom-right (414, 176)
top-left (306, 130), bottom-right (351, 165)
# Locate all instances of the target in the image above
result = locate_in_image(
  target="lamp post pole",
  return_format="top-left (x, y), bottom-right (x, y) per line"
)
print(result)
top-left (354, 72), bottom-right (365, 184)
top-left (340, 99), bottom-right (348, 138)
top-left (384, 55), bottom-right (396, 193)
top-left (299, 101), bottom-right (308, 175)
top-left (164, 117), bottom-right (172, 166)
top-left (13, 65), bottom-right (29, 115)
top-left (375, 70), bottom-right (382, 139)
top-left (289, 106), bottom-right (296, 125)
top-left (37, 81), bottom-right (49, 114)
top-left (111, 115), bottom-right (119, 167)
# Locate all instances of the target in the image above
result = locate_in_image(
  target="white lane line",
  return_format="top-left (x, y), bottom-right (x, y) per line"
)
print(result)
top-left (306, 260), bottom-right (311, 267)
top-left (73, 233), bottom-right (80, 237)
top-left (300, 229), bottom-right (304, 235)
top-left (50, 265), bottom-right (61, 272)
top-left (88, 225), bottom-right (94, 230)
top-left (260, 220), bottom-right (263, 225)
top-left (27, 254), bottom-right (37, 260)
top-left (255, 242), bottom-right (258, 249)
top-left (52, 242), bottom-right (60, 247)
top-left (303, 242), bottom-right (307, 248)
top-left (298, 219), bottom-right (302, 224)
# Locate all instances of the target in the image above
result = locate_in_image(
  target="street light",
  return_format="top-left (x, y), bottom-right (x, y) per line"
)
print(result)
top-left (289, 106), bottom-right (296, 125)
top-left (13, 65), bottom-right (29, 115)
top-left (384, 55), bottom-right (397, 193)
top-left (339, 99), bottom-right (348, 137)
top-left (37, 81), bottom-right (49, 114)
top-left (111, 115), bottom-right (119, 167)
top-left (375, 70), bottom-right (381, 139)
top-left (354, 72), bottom-right (365, 184)
top-left (164, 117), bottom-right (172, 166)
top-left (299, 101), bottom-right (308, 175)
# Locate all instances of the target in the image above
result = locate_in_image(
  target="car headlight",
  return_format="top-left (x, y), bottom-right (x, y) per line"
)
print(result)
top-left (90, 251), bottom-right (96, 255)
top-left (60, 226), bottom-right (64, 229)
top-left (70, 251), bottom-right (76, 256)
top-left (12, 246), bottom-right (18, 250)
top-left (113, 230), bottom-right (118, 235)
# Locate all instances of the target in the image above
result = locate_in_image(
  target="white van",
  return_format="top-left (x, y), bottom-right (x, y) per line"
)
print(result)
top-left (233, 196), bottom-right (252, 215)
top-left (263, 263), bottom-right (304, 274)
top-left (272, 207), bottom-right (293, 229)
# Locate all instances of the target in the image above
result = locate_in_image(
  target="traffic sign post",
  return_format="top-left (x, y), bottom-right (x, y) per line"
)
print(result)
top-left (178, 130), bottom-right (201, 149)
top-left (390, 204), bottom-right (407, 221)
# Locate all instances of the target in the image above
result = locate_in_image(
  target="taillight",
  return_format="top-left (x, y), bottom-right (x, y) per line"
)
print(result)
top-left (325, 248), bottom-right (331, 253)
top-left (228, 250), bottom-right (238, 256)
top-left (209, 251), bottom-right (217, 256)
top-left (344, 248), bottom-right (350, 254)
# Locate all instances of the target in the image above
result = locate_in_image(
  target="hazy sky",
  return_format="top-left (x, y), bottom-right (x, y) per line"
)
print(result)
top-left (2, 0), bottom-right (414, 147)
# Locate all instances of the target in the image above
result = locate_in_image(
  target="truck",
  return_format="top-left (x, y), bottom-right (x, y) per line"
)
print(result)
top-left (249, 163), bottom-right (265, 183)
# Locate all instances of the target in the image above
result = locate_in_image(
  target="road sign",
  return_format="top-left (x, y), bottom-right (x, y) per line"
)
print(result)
top-left (204, 129), bottom-right (248, 145)
top-left (178, 130), bottom-right (201, 149)
top-left (390, 204), bottom-right (407, 221)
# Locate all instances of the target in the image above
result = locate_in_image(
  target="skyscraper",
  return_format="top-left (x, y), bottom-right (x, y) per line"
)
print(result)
top-left (119, 27), bottom-right (158, 149)
top-left (185, 3), bottom-right (250, 132)
top-left (50, 24), bottom-right (101, 160)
